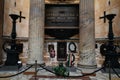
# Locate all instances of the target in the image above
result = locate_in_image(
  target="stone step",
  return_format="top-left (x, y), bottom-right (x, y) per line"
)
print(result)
top-left (30, 75), bottom-right (90, 80)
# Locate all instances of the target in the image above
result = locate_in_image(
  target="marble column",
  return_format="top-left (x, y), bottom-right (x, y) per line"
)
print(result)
top-left (28, 0), bottom-right (44, 64)
top-left (79, 0), bottom-right (96, 66)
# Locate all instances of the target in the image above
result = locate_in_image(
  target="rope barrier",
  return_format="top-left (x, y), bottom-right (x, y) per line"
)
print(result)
top-left (0, 62), bottom-right (119, 79)
top-left (0, 65), bottom-right (33, 78)
top-left (38, 63), bottom-right (105, 78)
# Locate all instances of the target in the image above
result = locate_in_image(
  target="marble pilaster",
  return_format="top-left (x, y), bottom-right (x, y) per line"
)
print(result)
top-left (0, 0), bottom-right (4, 63)
top-left (28, 0), bottom-right (44, 64)
top-left (79, 0), bottom-right (96, 66)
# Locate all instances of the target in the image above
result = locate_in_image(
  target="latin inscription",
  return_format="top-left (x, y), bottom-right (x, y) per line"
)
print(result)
top-left (45, 4), bottom-right (79, 27)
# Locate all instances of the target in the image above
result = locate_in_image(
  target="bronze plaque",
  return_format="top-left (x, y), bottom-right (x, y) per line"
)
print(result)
top-left (45, 4), bottom-right (79, 27)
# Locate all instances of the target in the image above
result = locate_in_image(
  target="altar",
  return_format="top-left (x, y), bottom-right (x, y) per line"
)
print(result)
top-left (0, 0), bottom-right (120, 80)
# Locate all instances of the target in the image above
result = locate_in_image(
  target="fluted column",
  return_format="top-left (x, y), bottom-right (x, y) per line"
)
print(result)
top-left (79, 0), bottom-right (96, 66)
top-left (28, 0), bottom-right (44, 64)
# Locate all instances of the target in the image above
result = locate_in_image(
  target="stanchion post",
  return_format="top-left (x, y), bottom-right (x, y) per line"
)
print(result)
top-left (35, 60), bottom-right (37, 80)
